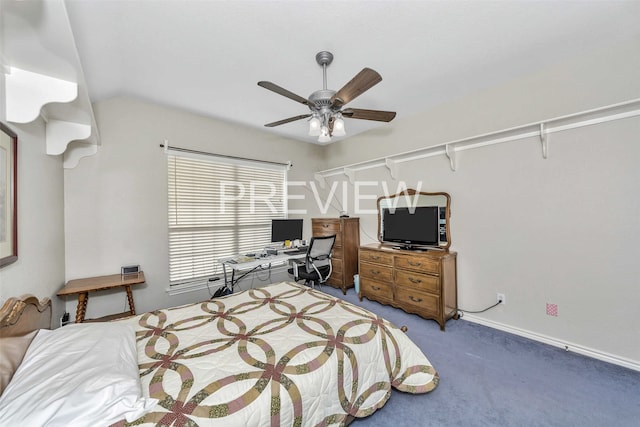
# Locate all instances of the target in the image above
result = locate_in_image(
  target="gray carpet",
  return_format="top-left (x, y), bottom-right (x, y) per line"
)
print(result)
top-left (317, 285), bottom-right (640, 426)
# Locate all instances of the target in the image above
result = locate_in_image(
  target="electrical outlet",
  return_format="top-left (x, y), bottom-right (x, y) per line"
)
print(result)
top-left (60, 312), bottom-right (70, 327)
top-left (497, 293), bottom-right (505, 305)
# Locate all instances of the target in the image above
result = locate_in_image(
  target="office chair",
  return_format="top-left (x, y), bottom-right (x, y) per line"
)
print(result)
top-left (288, 235), bottom-right (336, 289)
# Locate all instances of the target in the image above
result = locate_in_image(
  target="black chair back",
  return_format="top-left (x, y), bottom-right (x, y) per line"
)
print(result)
top-left (305, 235), bottom-right (336, 273)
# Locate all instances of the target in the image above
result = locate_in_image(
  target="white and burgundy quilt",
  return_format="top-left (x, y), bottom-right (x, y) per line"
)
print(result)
top-left (115, 281), bottom-right (438, 426)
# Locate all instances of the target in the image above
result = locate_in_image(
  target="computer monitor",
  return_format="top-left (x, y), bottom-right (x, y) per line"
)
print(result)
top-left (271, 219), bottom-right (303, 243)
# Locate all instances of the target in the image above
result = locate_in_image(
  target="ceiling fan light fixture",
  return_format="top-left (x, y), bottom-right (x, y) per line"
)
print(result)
top-left (318, 126), bottom-right (331, 143)
top-left (333, 116), bottom-right (346, 136)
top-left (308, 116), bottom-right (321, 136)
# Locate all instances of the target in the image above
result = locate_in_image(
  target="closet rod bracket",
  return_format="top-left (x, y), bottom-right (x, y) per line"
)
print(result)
top-left (445, 144), bottom-right (457, 171)
top-left (540, 123), bottom-right (548, 159)
top-left (344, 168), bottom-right (356, 185)
top-left (385, 158), bottom-right (398, 179)
top-left (314, 173), bottom-right (327, 189)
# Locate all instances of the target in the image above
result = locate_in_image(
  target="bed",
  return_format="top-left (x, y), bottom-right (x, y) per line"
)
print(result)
top-left (0, 281), bottom-right (438, 426)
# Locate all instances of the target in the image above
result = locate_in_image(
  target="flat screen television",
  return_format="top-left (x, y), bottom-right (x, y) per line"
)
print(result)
top-left (382, 206), bottom-right (439, 249)
top-left (271, 219), bottom-right (303, 243)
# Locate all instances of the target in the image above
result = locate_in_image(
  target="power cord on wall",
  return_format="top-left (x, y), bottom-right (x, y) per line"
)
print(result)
top-left (251, 264), bottom-right (273, 285)
top-left (298, 179), bottom-right (345, 216)
top-left (457, 298), bottom-right (503, 318)
top-left (360, 225), bottom-right (378, 243)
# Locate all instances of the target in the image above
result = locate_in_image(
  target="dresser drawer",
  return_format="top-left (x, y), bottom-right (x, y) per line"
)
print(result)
top-left (330, 258), bottom-right (343, 277)
top-left (313, 222), bottom-right (342, 247)
top-left (331, 246), bottom-right (343, 261)
top-left (360, 278), bottom-right (393, 303)
top-left (359, 249), bottom-right (393, 265)
top-left (328, 271), bottom-right (344, 286)
top-left (359, 261), bottom-right (392, 282)
top-left (395, 287), bottom-right (440, 316)
top-left (395, 270), bottom-right (439, 294)
top-left (313, 220), bottom-right (341, 234)
top-left (394, 255), bottom-right (440, 275)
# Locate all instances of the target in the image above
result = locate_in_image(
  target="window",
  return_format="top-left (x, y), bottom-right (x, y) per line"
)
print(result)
top-left (167, 151), bottom-right (287, 286)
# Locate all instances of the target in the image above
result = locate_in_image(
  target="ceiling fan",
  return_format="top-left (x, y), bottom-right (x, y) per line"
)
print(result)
top-left (258, 51), bottom-right (396, 143)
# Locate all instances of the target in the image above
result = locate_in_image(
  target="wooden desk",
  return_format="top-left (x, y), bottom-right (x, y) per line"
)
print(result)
top-left (57, 272), bottom-right (145, 323)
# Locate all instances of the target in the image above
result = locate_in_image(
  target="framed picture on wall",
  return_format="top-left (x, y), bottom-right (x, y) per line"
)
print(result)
top-left (0, 122), bottom-right (17, 268)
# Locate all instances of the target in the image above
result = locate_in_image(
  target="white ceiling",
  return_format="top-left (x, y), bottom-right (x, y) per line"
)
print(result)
top-left (62, 0), bottom-right (640, 145)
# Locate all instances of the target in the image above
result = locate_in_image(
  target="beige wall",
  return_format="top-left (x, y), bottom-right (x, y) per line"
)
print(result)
top-left (322, 39), bottom-right (640, 367)
top-left (0, 118), bottom-right (66, 327)
top-left (324, 39), bottom-right (640, 166)
top-left (63, 97), bottom-right (326, 317)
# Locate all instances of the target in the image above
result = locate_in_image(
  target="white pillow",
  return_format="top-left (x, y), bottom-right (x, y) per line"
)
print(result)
top-left (0, 322), bottom-right (157, 426)
top-left (0, 330), bottom-right (38, 395)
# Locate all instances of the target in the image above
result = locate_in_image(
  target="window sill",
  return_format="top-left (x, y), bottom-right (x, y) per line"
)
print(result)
top-left (166, 264), bottom-right (291, 296)
top-left (166, 280), bottom-right (218, 296)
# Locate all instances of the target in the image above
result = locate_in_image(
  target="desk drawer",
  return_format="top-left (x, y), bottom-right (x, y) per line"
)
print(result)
top-left (359, 261), bottom-right (392, 283)
top-left (395, 255), bottom-right (440, 275)
top-left (359, 249), bottom-right (393, 265)
top-left (395, 270), bottom-right (439, 294)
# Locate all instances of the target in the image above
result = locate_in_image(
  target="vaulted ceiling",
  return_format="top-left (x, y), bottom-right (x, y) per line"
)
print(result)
top-left (8, 1), bottom-right (640, 145)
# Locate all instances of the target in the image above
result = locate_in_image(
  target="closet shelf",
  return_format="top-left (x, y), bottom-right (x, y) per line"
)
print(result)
top-left (1, 0), bottom-right (100, 168)
top-left (316, 98), bottom-right (640, 182)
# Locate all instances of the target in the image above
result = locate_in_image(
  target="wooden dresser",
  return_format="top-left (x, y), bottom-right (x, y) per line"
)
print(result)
top-left (312, 217), bottom-right (360, 294)
top-left (359, 243), bottom-right (458, 330)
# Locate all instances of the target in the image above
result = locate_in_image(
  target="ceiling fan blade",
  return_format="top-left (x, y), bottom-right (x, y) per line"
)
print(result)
top-left (342, 108), bottom-right (396, 122)
top-left (265, 114), bottom-right (311, 127)
top-left (328, 116), bottom-right (335, 136)
top-left (258, 81), bottom-right (312, 106)
top-left (331, 68), bottom-right (382, 107)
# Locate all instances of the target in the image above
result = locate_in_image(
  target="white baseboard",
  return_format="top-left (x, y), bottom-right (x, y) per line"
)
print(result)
top-left (461, 314), bottom-right (640, 372)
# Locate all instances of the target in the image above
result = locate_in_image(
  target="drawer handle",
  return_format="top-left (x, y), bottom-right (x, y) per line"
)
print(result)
top-left (409, 277), bottom-right (423, 284)
top-left (409, 296), bottom-right (423, 303)
top-left (371, 255), bottom-right (381, 260)
top-left (372, 286), bottom-right (381, 291)
top-left (408, 261), bottom-right (423, 267)
top-left (370, 269), bottom-right (381, 275)
top-left (323, 224), bottom-right (329, 228)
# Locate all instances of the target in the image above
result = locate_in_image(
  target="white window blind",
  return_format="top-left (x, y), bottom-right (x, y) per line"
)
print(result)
top-left (167, 153), bottom-right (287, 286)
